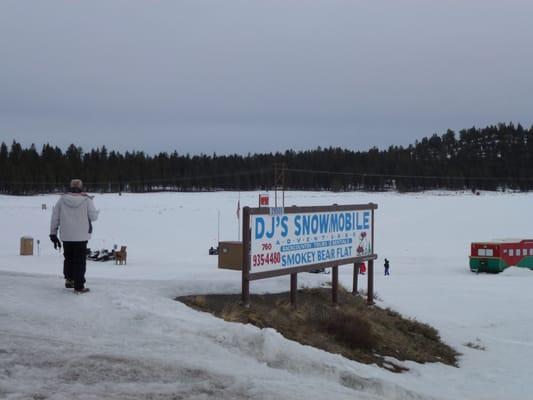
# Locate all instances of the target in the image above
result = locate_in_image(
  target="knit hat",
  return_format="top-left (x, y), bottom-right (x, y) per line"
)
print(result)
top-left (70, 179), bottom-right (83, 189)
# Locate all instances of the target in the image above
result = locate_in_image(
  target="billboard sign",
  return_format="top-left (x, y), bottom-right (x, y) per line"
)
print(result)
top-left (244, 204), bottom-right (376, 278)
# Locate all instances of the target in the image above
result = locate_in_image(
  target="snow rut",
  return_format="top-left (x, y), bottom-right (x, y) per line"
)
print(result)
top-left (0, 335), bottom-right (249, 400)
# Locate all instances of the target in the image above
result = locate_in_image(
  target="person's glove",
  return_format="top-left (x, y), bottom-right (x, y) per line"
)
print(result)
top-left (49, 234), bottom-right (62, 250)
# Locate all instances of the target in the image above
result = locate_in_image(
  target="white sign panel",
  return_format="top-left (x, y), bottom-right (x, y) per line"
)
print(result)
top-left (250, 209), bottom-right (373, 271)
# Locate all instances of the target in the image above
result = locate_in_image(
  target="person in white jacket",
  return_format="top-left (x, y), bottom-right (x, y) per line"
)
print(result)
top-left (50, 179), bottom-right (99, 293)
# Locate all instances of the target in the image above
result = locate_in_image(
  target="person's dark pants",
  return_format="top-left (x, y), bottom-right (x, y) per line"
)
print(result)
top-left (63, 241), bottom-right (88, 290)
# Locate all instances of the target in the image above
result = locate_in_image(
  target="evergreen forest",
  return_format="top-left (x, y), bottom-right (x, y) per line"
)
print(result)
top-left (1, 123), bottom-right (533, 194)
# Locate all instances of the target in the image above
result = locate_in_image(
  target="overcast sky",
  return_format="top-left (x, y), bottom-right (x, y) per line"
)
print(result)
top-left (1, 0), bottom-right (532, 155)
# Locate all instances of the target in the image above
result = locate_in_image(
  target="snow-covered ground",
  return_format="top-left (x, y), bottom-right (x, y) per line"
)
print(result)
top-left (1, 190), bottom-right (533, 400)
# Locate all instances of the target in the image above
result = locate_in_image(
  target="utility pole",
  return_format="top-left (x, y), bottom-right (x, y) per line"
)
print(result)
top-left (273, 162), bottom-right (287, 207)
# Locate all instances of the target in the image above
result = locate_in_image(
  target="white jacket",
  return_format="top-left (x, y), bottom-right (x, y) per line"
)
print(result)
top-left (50, 193), bottom-right (99, 242)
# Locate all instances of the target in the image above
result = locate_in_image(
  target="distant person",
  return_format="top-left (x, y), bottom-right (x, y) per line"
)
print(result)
top-left (50, 179), bottom-right (99, 293)
top-left (359, 262), bottom-right (366, 275)
top-left (384, 258), bottom-right (390, 276)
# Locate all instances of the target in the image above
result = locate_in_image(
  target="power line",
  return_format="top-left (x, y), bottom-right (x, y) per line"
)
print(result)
top-left (0, 168), bottom-right (270, 186)
top-left (286, 168), bottom-right (533, 182)
top-left (1, 166), bottom-right (532, 191)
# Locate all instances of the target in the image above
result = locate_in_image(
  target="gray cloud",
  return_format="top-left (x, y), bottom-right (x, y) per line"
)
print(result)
top-left (1, 0), bottom-right (532, 155)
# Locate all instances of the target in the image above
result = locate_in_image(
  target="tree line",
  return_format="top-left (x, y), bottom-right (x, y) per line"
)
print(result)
top-left (1, 122), bottom-right (533, 194)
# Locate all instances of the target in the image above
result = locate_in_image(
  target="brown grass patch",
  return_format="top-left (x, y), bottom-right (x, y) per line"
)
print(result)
top-left (177, 287), bottom-right (459, 372)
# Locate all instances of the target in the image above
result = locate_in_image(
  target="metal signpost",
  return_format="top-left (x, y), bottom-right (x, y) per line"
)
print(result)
top-left (241, 203), bottom-right (378, 307)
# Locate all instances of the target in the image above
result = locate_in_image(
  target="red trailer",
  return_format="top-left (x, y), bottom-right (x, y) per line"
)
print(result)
top-left (470, 239), bottom-right (533, 273)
